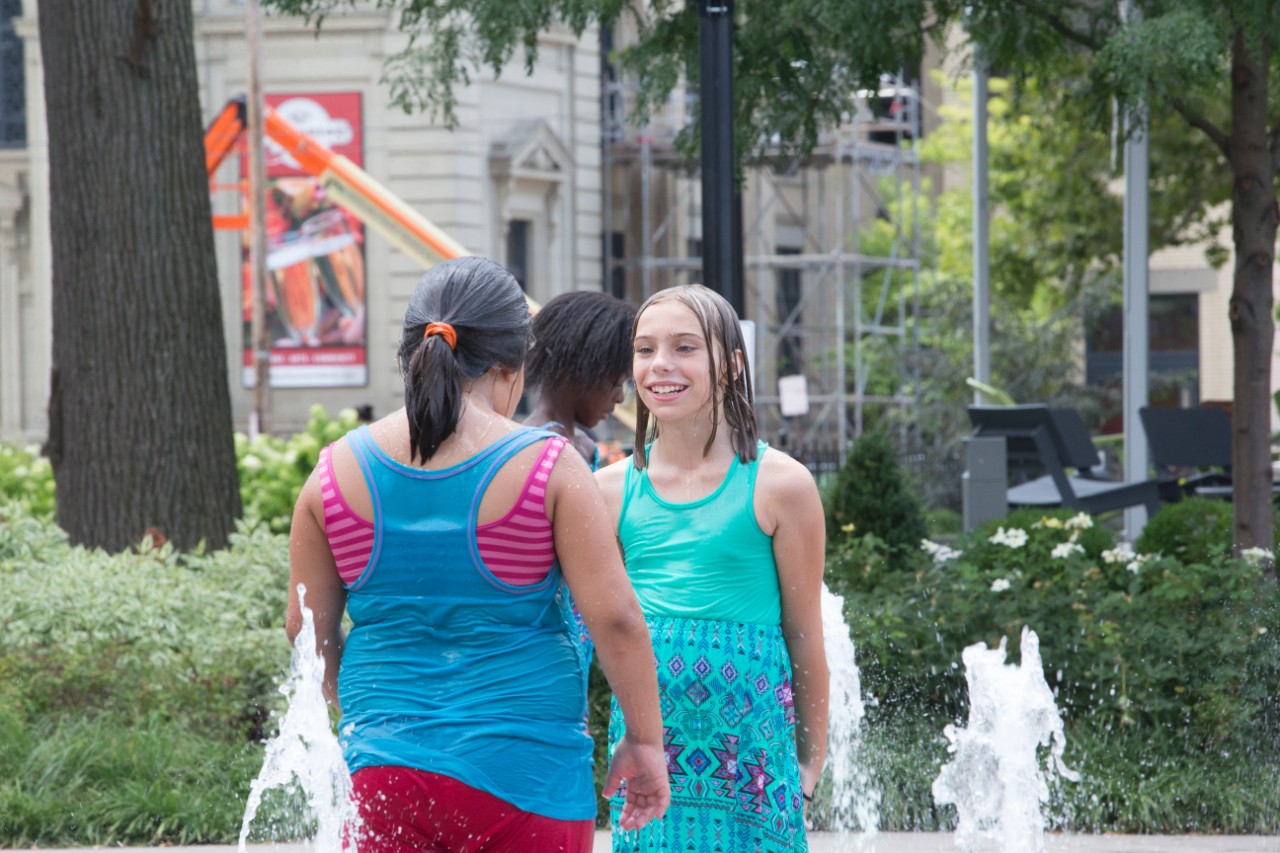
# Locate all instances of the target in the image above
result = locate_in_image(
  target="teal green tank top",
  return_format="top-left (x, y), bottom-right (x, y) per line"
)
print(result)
top-left (618, 440), bottom-right (781, 625)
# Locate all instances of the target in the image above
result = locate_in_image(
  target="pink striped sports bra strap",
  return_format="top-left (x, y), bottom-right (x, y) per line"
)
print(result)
top-left (317, 442), bottom-right (377, 587)
top-left (472, 434), bottom-right (567, 587)
top-left (518, 435), bottom-right (567, 504)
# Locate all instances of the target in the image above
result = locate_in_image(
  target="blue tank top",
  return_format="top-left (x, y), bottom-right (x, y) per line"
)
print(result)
top-left (618, 440), bottom-right (781, 625)
top-left (337, 425), bottom-right (594, 820)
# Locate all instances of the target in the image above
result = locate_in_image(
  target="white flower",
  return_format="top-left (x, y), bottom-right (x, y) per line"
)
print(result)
top-left (1241, 547), bottom-right (1274, 566)
top-left (1126, 553), bottom-right (1153, 574)
top-left (240, 453), bottom-right (262, 470)
top-left (989, 527), bottom-right (1028, 548)
top-left (1065, 512), bottom-right (1094, 530)
top-left (1051, 541), bottom-right (1085, 559)
top-left (1101, 545), bottom-right (1133, 564)
top-left (921, 539), bottom-right (962, 562)
top-left (990, 578), bottom-right (1011, 593)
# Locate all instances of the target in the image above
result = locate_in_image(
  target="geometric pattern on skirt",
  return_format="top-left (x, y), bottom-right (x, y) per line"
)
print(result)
top-left (609, 615), bottom-right (808, 853)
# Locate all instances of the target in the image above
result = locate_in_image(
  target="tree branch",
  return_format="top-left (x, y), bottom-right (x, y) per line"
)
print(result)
top-left (1170, 97), bottom-right (1231, 159)
top-left (1006, 0), bottom-right (1101, 52)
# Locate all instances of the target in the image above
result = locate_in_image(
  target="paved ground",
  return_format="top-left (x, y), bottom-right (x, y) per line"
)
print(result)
top-left (18, 835), bottom-right (1280, 853)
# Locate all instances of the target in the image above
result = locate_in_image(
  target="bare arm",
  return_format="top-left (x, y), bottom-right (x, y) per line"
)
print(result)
top-left (593, 455), bottom-right (629, 528)
top-left (287, 467), bottom-right (348, 713)
top-left (759, 450), bottom-right (829, 799)
top-left (551, 450), bottom-right (669, 829)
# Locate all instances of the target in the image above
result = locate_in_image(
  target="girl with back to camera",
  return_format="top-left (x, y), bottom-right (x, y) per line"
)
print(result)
top-left (288, 256), bottom-right (669, 853)
top-left (595, 284), bottom-right (829, 853)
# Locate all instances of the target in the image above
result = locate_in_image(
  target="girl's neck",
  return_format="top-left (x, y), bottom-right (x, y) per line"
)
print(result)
top-left (650, 417), bottom-right (734, 470)
top-left (525, 399), bottom-right (575, 435)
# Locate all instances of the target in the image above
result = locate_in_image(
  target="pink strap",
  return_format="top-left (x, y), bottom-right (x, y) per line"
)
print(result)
top-left (318, 436), bottom-right (567, 588)
top-left (476, 436), bottom-right (566, 585)
top-left (318, 444), bottom-right (375, 586)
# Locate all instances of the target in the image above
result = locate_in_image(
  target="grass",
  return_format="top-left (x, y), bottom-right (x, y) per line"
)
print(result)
top-left (830, 706), bottom-right (1280, 836)
top-left (0, 711), bottom-right (263, 846)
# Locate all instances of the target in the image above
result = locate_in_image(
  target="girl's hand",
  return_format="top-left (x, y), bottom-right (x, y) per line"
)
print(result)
top-left (799, 759), bottom-right (822, 808)
top-left (603, 733), bottom-right (670, 830)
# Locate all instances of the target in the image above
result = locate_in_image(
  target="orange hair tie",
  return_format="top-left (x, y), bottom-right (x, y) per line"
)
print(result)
top-left (423, 322), bottom-right (457, 350)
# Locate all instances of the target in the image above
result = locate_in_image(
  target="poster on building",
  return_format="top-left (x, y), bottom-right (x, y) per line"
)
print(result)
top-left (242, 92), bottom-right (367, 388)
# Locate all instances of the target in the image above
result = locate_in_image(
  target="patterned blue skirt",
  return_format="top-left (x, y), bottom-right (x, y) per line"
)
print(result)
top-left (609, 615), bottom-right (808, 853)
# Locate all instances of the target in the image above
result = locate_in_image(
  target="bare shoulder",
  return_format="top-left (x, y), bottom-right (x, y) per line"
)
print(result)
top-left (759, 446), bottom-right (820, 502)
top-left (594, 454), bottom-right (631, 496)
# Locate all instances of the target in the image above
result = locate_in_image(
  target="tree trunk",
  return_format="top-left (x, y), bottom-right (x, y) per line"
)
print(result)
top-left (39, 0), bottom-right (241, 551)
top-left (1226, 28), bottom-right (1276, 572)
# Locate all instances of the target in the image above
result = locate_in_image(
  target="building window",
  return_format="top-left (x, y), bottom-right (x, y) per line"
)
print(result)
top-left (0, 0), bottom-right (25, 147)
top-left (776, 247), bottom-right (803, 375)
top-left (507, 219), bottom-right (531, 291)
top-left (1086, 293), bottom-right (1199, 406)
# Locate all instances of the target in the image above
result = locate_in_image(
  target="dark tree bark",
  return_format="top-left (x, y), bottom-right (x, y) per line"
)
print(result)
top-left (39, 0), bottom-right (241, 551)
top-left (1226, 28), bottom-right (1276, 564)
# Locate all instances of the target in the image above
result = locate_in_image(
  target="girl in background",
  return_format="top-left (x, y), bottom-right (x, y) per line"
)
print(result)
top-left (596, 284), bottom-right (828, 852)
top-left (524, 289), bottom-right (638, 668)
top-left (524, 289), bottom-right (637, 469)
top-left (288, 257), bottom-right (668, 853)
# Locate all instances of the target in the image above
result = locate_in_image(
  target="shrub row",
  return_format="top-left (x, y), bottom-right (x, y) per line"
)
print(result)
top-left (0, 508), bottom-right (291, 846)
top-left (831, 508), bottom-right (1280, 750)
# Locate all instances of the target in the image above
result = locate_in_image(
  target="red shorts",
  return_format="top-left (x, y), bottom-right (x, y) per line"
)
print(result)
top-left (349, 765), bottom-right (595, 853)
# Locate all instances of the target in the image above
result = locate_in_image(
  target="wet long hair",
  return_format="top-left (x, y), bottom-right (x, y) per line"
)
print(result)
top-left (397, 257), bottom-right (531, 463)
top-left (525, 290), bottom-right (637, 391)
top-left (632, 284), bottom-right (757, 469)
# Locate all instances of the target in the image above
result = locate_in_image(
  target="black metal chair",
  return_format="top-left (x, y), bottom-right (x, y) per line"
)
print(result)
top-left (968, 404), bottom-right (1163, 516)
top-left (1138, 405), bottom-right (1234, 502)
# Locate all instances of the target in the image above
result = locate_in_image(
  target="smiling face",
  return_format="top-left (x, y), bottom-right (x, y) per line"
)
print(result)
top-left (632, 299), bottom-right (720, 424)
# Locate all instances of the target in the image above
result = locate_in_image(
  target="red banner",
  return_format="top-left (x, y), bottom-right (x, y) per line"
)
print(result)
top-left (242, 92), bottom-right (367, 388)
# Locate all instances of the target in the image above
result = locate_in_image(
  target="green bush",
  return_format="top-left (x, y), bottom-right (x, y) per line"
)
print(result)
top-left (237, 405), bottom-right (363, 534)
top-left (0, 443), bottom-right (56, 522)
top-left (0, 405), bottom-right (358, 537)
top-left (1135, 497), bottom-right (1234, 565)
top-left (0, 506), bottom-right (292, 846)
top-left (824, 430), bottom-right (927, 559)
top-left (836, 506), bottom-right (1280, 750)
top-left (834, 705), bottom-right (1280, 834)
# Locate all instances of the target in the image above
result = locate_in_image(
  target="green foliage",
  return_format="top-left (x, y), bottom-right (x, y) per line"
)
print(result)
top-left (263, 0), bottom-right (900, 164)
top-left (1135, 497), bottom-right (1235, 565)
top-left (1048, 724), bottom-right (1280, 834)
top-left (835, 506), bottom-right (1280, 751)
top-left (0, 443), bottom-right (56, 522)
top-left (0, 714), bottom-right (264, 846)
top-left (236, 405), bottom-right (362, 533)
top-left (835, 706), bottom-right (1280, 834)
top-left (824, 431), bottom-right (927, 559)
top-left (0, 506), bottom-right (291, 845)
top-left (0, 406), bottom-right (358, 538)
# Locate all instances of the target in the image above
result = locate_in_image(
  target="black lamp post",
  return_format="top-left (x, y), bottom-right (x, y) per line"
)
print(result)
top-left (698, 0), bottom-right (744, 315)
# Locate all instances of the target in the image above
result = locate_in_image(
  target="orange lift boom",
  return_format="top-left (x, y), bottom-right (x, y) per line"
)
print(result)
top-left (203, 97), bottom-right (469, 269)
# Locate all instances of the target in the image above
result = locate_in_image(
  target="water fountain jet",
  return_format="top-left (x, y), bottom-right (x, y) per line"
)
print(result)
top-left (238, 585), bottom-right (356, 853)
top-left (822, 583), bottom-right (881, 845)
top-left (931, 625), bottom-right (1079, 852)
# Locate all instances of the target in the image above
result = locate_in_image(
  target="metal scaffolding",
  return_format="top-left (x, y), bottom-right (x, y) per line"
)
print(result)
top-left (602, 74), bottom-right (923, 462)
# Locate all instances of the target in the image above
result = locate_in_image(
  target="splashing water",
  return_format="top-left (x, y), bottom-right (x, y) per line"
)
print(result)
top-left (239, 585), bottom-right (357, 853)
top-left (821, 583), bottom-right (880, 843)
top-left (931, 625), bottom-right (1079, 852)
